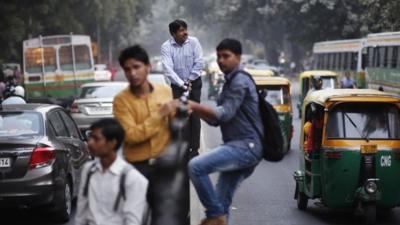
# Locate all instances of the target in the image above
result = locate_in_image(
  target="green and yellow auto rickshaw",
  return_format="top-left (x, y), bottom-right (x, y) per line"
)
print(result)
top-left (297, 70), bottom-right (339, 118)
top-left (253, 76), bottom-right (293, 153)
top-left (293, 89), bottom-right (400, 225)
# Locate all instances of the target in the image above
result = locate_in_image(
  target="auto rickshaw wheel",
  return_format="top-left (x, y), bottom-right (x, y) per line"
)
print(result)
top-left (363, 203), bottom-right (376, 225)
top-left (296, 185), bottom-right (308, 210)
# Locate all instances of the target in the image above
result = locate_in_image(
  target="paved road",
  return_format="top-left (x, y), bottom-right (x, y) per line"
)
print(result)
top-left (2, 77), bottom-right (400, 225)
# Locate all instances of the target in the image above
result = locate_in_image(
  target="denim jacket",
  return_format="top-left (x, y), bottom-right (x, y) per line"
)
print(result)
top-left (209, 67), bottom-right (264, 158)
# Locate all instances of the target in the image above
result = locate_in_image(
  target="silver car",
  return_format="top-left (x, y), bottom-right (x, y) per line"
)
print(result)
top-left (70, 82), bottom-right (128, 131)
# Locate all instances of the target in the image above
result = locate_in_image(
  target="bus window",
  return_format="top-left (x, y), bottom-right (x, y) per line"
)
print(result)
top-left (351, 53), bottom-right (358, 70)
top-left (343, 53), bottom-right (348, 70)
top-left (387, 47), bottom-right (394, 68)
top-left (59, 45), bottom-right (92, 71)
top-left (59, 46), bottom-right (74, 71)
top-left (323, 54), bottom-right (328, 69)
top-left (396, 47), bottom-right (400, 68)
top-left (25, 47), bottom-right (56, 73)
top-left (332, 53), bottom-right (337, 70)
top-left (318, 54), bottom-right (322, 69)
top-left (379, 47), bottom-right (386, 68)
top-left (391, 46), bottom-right (398, 68)
top-left (329, 53), bottom-right (334, 70)
top-left (384, 47), bottom-right (390, 68)
top-left (374, 47), bottom-right (379, 67)
top-left (340, 53), bottom-right (345, 70)
top-left (316, 54), bottom-right (320, 69)
top-left (336, 53), bottom-right (340, 70)
top-left (368, 47), bottom-right (374, 68)
top-left (74, 45), bottom-right (92, 70)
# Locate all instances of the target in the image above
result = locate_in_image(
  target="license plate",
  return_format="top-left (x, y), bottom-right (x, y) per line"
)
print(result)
top-left (89, 106), bottom-right (111, 112)
top-left (0, 158), bottom-right (11, 168)
top-left (361, 145), bottom-right (378, 154)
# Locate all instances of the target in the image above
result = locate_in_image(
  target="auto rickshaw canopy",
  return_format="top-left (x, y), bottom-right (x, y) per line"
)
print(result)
top-left (245, 68), bottom-right (275, 77)
top-left (253, 76), bottom-right (291, 86)
top-left (303, 89), bottom-right (400, 107)
top-left (299, 70), bottom-right (338, 79)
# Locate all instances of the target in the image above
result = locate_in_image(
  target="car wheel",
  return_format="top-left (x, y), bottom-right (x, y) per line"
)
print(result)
top-left (53, 181), bottom-right (72, 222)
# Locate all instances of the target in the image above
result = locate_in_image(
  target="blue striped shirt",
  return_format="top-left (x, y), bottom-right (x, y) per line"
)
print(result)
top-left (161, 36), bottom-right (204, 86)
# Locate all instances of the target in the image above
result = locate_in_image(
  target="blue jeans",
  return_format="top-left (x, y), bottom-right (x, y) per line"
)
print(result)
top-left (188, 144), bottom-right (260, 218)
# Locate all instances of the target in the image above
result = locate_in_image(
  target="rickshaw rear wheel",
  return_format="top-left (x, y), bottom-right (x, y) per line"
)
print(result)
top-left (363, 203), bottom-right (376, 225)
top-left (296, 185), bottom-right (308, 210)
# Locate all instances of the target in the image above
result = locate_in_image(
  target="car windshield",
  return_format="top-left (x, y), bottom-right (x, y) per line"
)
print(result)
top-left (0, 112), bottom-right (43, 137)
top-left (260, 85), bottom-right (290, 105)
top-left (326, 103), bottom-right (400, 140)
top-left (80, 85), bottom-right (127, 99)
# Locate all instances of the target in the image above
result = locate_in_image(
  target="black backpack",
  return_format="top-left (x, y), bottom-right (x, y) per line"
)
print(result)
top-left (230, 70), bottom-right (284, 161)
top-left (83, 161), bottom-right (132, 211)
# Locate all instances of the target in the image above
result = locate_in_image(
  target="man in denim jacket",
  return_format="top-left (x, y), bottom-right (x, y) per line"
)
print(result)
top-left (188, 39), bottom-right (264, 225)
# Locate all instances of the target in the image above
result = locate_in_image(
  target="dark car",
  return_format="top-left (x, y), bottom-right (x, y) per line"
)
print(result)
top-left (0, 104), bottom-right (90, 222)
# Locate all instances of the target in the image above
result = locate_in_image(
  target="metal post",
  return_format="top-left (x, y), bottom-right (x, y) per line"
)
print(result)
top-left (39, 35), bottom-right (47, 97)
top-left (70, 32), bottom-right (78, 95)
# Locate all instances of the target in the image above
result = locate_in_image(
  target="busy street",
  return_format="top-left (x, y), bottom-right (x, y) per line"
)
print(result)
top-left (0, 79), bottom-right (399, 225)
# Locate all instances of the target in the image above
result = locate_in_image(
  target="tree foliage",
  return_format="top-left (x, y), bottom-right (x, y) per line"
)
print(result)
top-left (175, 0), bottom-right (400, 64)
top-left (0, 0), bottom-right (153, 63)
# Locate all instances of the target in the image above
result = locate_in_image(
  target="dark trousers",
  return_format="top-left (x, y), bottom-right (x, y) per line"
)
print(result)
top-left (171, 77), bottom-right (202, 158)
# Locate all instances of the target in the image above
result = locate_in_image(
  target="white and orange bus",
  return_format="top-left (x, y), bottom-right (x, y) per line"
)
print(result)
top-left (23, 34), bottom-right (95, 106)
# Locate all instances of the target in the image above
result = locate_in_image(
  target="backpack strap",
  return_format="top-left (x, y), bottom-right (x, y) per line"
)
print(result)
top-left (113, 164), bottom-right (132, 211)
top-left (83, 161), bottom-right (97, 198)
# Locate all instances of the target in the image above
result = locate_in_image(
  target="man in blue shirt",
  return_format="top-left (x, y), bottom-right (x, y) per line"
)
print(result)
top-left (161, 19), bottom-right (204, 157)
top-left (340, 71), bottom-right (356, 88)
top-left (187, 39), bottom-right (263, 225)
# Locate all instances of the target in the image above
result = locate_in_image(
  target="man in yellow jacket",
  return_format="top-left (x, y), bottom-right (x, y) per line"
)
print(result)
top-left (113, 45), bottom-right (177, 219)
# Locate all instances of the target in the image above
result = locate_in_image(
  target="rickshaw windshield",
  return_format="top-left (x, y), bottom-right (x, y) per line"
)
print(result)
top-left (326, 103), bottom-right (400, 140)
top-left (321, 77), bottom-right (335, 89)
top-left (260, 85), bottom-right (290, 105)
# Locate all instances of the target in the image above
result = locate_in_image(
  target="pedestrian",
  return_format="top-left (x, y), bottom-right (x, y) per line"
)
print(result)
top-left (75, 118), bottom-right (148, 225)
top-left (13, 66), bottom-right (22, 85)
top-left (113, 45), bottom-right (177, 221)
top-left (340, 71), bottom-right (356, 88)
top-left (161, 19), bottom-right (204, 158)
top-left (187, 39), bottom-right (264, 225)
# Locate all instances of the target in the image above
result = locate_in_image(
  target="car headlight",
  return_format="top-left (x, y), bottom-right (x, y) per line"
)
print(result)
top-left (364, 180), bottom-right (378, 194)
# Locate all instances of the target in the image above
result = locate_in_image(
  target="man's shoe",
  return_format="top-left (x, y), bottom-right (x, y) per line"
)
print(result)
top-left (199, 215), bottom-right (227, 225)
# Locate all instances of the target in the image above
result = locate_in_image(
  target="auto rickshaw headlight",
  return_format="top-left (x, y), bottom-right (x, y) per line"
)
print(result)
top-left (364, 180), bottom-right (378, 194)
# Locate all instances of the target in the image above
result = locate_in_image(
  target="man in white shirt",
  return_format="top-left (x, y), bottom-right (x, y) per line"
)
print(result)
top-left (76, 118), bottom-right (148, 225)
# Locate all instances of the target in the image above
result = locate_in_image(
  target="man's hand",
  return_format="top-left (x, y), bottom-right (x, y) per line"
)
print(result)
top-left (159, 99), bottom-right (180, 117)
top-left (182, 81), bottom-right (192, 92)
